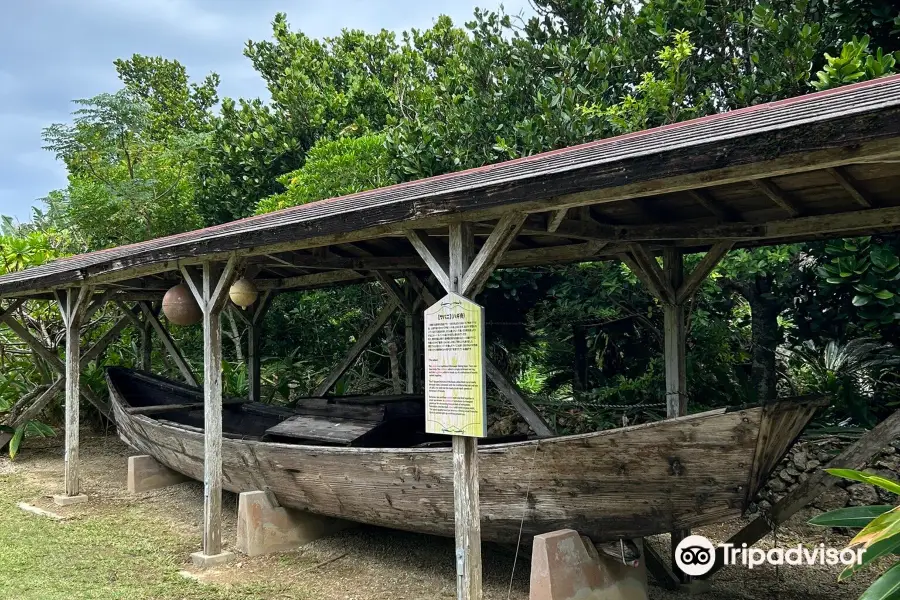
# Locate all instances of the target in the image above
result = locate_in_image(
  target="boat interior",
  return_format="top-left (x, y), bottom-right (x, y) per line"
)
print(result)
top-left (107, 367), bottom-right (527, 448)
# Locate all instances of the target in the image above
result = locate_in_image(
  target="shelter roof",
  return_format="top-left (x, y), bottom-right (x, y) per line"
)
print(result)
top-left (2, 74), bottom-right (900, 298)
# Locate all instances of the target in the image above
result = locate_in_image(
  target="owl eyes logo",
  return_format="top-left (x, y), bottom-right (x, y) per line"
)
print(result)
top-left (674, 535), bottom-right (716, 576)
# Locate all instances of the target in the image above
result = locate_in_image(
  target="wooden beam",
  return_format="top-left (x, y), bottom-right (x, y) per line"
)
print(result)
top-left (194, 259), bottom-right (237, 560)
top-left (501, 241), bottom-right (608, 268)
top-left (312, 299), bottom-right (400, 396)
top-left (675, 242), bottom-right (734, 304)
top-left (662, 248), bottom-right (689, 583)
top-left (406, 230), bottom-right (450, 292)
top-left (135, 301), bottom-right (199, 387)
top-left (81, 311), bottom-right (135, 366)
top-left (57, 286), bottom-right (92, 497)
top-left (484, 360), bottom-right (555, 437)
top-left (2, 378), bottom-right (65, 435)
top-left (621, 245), bottom-right (673, 304)
top-left (705, 407), bottom-right (900, 579)
top-left (752, 178), bottom-right (800, 217)
top-left (662, 249), bottom-right (686, 420)
top-left (461, 212), bottom-right (526, 297)
top-left (826, 167), bottom-right (873, 208)
top-left (643, 541), bottom-right (680, 590)
top-left (686, 189), bottom-right (739, 222)
top-left (546, 208), bottom-right (569, 232)
top-left (0, 311), bottom-right (109, 416)
top-left (520, 205), bottom-right (900, 244)
top-left (448, 221), bottom-right (482, 600)
top-left (373, 272), bottom-right (414, 313)
top-left (254, 269), bottom-right (367, 291)
top-left (247, 290), bottom-right (274, 403)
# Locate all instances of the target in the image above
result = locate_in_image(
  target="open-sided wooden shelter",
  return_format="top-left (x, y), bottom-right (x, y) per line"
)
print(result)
top-left (2, 74), bottom-right (900, 597)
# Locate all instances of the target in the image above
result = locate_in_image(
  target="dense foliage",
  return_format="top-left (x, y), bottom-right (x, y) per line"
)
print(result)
top-left (3, 0), bottom-right (900, 455)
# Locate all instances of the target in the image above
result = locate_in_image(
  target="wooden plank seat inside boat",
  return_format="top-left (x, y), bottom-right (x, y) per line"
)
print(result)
top-left (106, 367), bottom-right (428, 446)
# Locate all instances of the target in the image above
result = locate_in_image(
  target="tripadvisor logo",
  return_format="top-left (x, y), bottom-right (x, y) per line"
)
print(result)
top-left (674, 535), bottom-right (864, 576)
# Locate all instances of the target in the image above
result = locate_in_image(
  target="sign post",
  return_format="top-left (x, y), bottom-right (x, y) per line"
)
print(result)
top-left (424, 292), bottom-right (487, 438)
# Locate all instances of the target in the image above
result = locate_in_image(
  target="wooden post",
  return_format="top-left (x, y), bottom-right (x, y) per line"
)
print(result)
top-left (663, 248), bottom-right (686, 419)
top-left (247, 291), bottom-right (273, 403)
top-left (140, 305), bottom-right (154, 371)
top-left (448, 222), bottom-right (483, 600)
top-left (55, 286), bottom-right (92, 503)
top-left (181, 257), bottom-right (238, 567)
top-left (662, 248), bottom-right (690, 581)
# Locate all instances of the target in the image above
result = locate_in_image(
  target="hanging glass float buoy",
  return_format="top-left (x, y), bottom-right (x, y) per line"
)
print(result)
top-left (162, 283), bottom-right (202, 326)
top-left (229, 277), bottom-right (258, 310)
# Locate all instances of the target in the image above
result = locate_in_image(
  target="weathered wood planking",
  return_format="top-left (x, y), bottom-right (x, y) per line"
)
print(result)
top-left (110, 376), bottom-right (821, 544)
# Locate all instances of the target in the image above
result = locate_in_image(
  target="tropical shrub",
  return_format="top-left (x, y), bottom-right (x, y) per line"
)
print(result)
top-left (810, 469), bottom-right (900, 599)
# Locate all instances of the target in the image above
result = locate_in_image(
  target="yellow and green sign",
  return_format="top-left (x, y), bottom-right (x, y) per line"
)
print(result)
top-left (424, 292), bottom-right (487, 437)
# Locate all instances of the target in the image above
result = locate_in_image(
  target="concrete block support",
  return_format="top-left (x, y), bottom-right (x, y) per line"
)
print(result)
top-left (52, 493), bottom-right (88, 507)
top-left (530, 529), bottom-right (648, 600)
top-left (127, 455), bottom-right (188, 493)
top-left (190, 550), bottom-right (235, 569)
top-left (236, 490), bottom-right (351, 557)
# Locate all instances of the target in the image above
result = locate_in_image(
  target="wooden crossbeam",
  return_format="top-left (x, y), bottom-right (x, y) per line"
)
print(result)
top-left (621, 245), bottom-right (674, 304)
top-left (546, 208), bottom-right (569, 232)
top-left (752, 178), bottom-right (801, 217)
top-left (461, 212), bottom-right (527, 297)
top-left (254, 269), bottom-right (367, 291)
top-left (686, 189), bottom-right (739, 222)
top-left (0, 310), bottom-right (108, 416)
top-left (406, 230), bottom-right (450, 292)
top-left (524, 205), bottom-right (900, 243)
top-left (373, 272), bottom-right (414, 313)
top-left (134, 301), bottom-right (199, 387)
top-left (826, 167), bottom-right (873, 208)
top-left (675, 242), bottom-right (735, 304)
top-left (313, 299), bottom-right (400, 396)
top-left (483, 360), bottom-right (555, 437)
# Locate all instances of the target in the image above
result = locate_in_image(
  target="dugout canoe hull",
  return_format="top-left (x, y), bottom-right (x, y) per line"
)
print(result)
top-left (108, 368), bottom-right (823, 543)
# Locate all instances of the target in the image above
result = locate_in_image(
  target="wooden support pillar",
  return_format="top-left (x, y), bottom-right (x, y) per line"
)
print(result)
top-left (622, 243), bottom-right (733, 585)
top-left (54, 286), bottom-right (92, 504)
top-left (246, 291), bottom-right (274, 403)
top-left (181, 257), bottom-right (238, 566)
top-left (139, 302), bottom-right (158, 371)
top-left (448, 221), bottom-right (483, 600)
top-left (663, 249), bottom-right (686, 419)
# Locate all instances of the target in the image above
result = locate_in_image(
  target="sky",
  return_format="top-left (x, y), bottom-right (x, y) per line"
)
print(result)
top-left (0, 0), bottom-right (531, 223)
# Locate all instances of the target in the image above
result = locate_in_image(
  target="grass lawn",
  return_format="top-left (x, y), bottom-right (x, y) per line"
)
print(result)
top-left (0, 471), bottom-right (300, 600)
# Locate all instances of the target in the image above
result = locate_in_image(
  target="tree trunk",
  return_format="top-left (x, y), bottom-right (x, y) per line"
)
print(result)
top-left (723, 274), bottom-right (782, 404)
top-left (748, 292), bottom-right (781, 404)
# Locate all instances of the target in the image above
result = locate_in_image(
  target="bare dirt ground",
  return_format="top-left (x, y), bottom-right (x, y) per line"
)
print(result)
top-left (0, 432), bottom-right (885, 600)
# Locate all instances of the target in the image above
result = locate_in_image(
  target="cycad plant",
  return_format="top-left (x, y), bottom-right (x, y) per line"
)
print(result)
top-left (810, 469), bottom-right (900, 599)
top-left (781, 338), bottom-right (900, 426)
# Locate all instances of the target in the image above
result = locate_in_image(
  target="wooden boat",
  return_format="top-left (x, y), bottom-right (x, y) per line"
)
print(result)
top-left (108, 367), bottom-right (824, 544)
